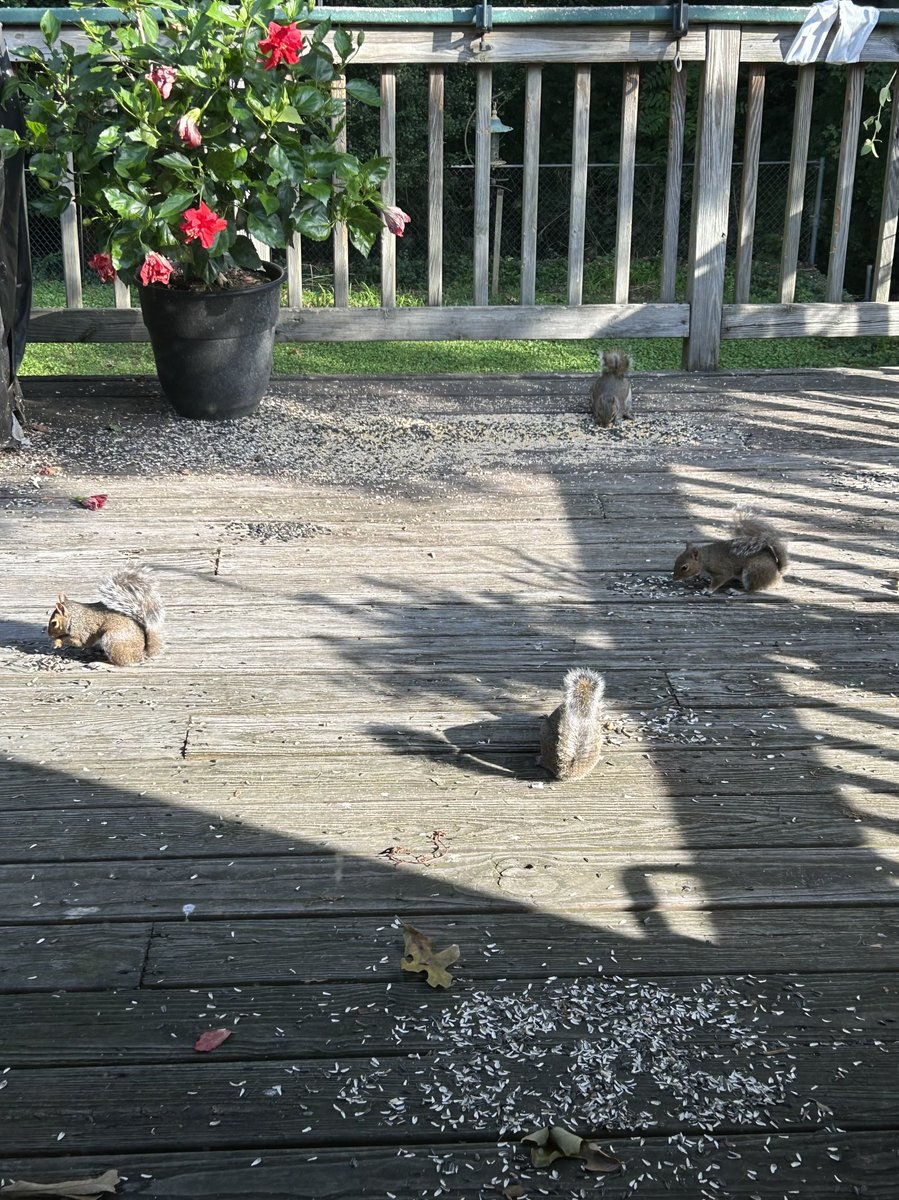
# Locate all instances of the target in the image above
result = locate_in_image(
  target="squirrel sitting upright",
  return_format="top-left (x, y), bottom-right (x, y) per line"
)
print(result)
top-left (673, 513), bottom-right (789, 594)
top-left (591, 350), bottom-right (632, 428)
top-left (540, 667), bottom-right (606, 782)
top-left (48, 567), bottom-right (165, 665)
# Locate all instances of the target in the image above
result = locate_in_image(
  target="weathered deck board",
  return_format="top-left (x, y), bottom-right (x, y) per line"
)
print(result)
top-left (1, 1131), bottom-right (895, 1200)
top-left (2, 369), bottom-right (898, 1190)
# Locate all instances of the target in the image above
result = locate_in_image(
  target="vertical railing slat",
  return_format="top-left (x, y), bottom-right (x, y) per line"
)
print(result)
top-left (874, 79), bottom-right (899, 302)
top-left (521, 65), bottom-right (542, 307)
top-left (61, 154), bottom-right (83, 310)
top-left (615, 63), bottom-right (640, 305)
top-left (734, 64), bottom-right (766, 305)
top-left (474, 66), bottom-right (492, 307)
top-left (827, 64), bottom-right (866, 303)
top-left (567, 64), bottom-right (591, 307)
top-left (780, 66), bottom-right (815, 304)
top-left (660, 65), bottom-right (687, 303)
top-left (380, 66), bottom-right (397, 309)
top-left (333, 74), bottom-right (350, 308)
top-left (427, 67), bottom-right (445, 307)
top-left (684, 26), bottom-right (740, 370)
top-left (287, 236), bottom-right (304, 308)
top-left (113, 277), bottom-right (131, 309)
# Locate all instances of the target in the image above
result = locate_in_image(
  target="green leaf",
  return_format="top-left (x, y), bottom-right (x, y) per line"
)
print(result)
top-left (346, 79), bottom-right (381, 107)
top-left (287, 86), bottom-right (328, 117)
top-left (103, 186), bottom-right (148, 220)
top-left (139, 10), bottom-right (160, 45)
top-left (267, 144), bottom-right (302, 183)
top-left (230, 234), bottom-right (264, 270)
top-left (273, 103), bottom-right (305, 124)
top-left (97, 126), bottom-right (122, 153)
top-left (155, 151), bottom-right (195, 177)
top-left (861, 139), bottom-right (877, 158)
top-left (879, 83), bottom-right (893, 107)
top-left (362, 156), bottom-right (391, 186)
top-left (0, 128), bottom-right (23, 155)
top-left (296, 203), bottom-right (331, 241)
top-left (28, 152), bottom-right (60, 183)
top-left (206, 1), bottom-right (244, 28)
top-left (248, 210), bottom-right (285, 247)
top-left (302, 179), bottom-right (332, 204)
top-left (40, 10), bottom-right (61, 47)
top-left (333, 28), bottom-right (353, 60)
top-left (155, 189), bottom-right (196, 221)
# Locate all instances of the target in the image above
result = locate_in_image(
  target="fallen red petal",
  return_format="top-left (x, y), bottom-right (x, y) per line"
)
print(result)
top-left (39, 465), bottom-right (62, 476)
top-left (194, 1028), bottom-right (232, 1052)
top-left (78, 494), bottom-right (109, 511)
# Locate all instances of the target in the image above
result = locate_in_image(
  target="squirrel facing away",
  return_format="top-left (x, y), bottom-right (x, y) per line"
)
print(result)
top-left (673, 513), bottom-right (790, 594)
top-left (540, 667), bottom-right (606, 782)
top-left (591, 350), bottom-right (632, 428)
top-left (48, 567), bottom-right (165, 666)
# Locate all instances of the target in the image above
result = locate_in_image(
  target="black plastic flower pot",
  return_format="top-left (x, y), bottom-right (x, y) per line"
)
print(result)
top-left (137, 263), bottom-right (283, 420)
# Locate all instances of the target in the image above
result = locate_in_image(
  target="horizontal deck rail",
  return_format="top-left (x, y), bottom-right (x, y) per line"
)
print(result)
top-left (5, 7), bottom-right (899, 367)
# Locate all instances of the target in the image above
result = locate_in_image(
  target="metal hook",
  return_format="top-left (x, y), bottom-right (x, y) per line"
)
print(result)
top-left (674, 49), bottom-right (683, 73)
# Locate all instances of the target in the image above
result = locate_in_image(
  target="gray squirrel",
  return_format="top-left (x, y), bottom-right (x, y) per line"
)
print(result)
top-left (674, 513), bottom-right (789, 594)
top-left (591, 350), bottom-right (632, 427)
top-left (48, 567), bottom-right (165, 665)
top-left (540, 667), bottom-right (606, 781)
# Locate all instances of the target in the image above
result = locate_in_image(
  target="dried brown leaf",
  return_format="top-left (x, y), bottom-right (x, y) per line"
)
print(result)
top-left (522, 1124), bottom-right (622, 1174)
top-left (381, 829), bottom-right (449, 866)
top-left (0, 1170), bottom-right (120, 1197)
top-left (401, 922), bottom-right (460, 989)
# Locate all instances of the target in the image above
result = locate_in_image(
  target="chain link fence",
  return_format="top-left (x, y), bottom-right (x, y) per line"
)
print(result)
top-left (27, 158), bottom-right (826, 305)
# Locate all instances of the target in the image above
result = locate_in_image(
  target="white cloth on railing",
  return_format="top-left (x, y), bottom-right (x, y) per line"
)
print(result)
top-left (785, 0), bottom-right (878, 65)
top-left (826, 1), bottom-right (879, 62)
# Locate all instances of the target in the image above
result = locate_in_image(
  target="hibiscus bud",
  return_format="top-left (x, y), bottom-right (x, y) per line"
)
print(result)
top-left (382, 205), bottom-right (411, 238)
top-left (87, 252), bottom-right (116, 283)
top-left (146, 65), bottom-right (178, 100)
top-left (177, 111), bottom-right (202, 148)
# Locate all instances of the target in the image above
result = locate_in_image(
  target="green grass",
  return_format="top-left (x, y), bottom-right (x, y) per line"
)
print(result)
top-left (21, 259), bottom-right (897, 377)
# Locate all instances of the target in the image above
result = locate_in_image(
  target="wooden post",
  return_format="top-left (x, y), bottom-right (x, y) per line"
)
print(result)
top-left (113, 277), bottom-right (131, 309)
top-left (660, 65), bottom-right (687, 303)
top-left (380, 66), bottom-right (397, 310)
top-left (827, 64), bottom-right (866, 303)
top-left (874, 74), bottom-right (899, 302)
top-left (287, 235), bottom-right (304, 308)
top-left (521, 65), bottom-right (542, 307)
top-left (474, 66), bottom-right (492, 307)
top-left (780, 66), bottom-right (815, 304)
top-left (60, 153), bottom-right (82, 310)
top-left (568, 65), bottom-right (591, 307)
top-left (615, 64), bottom-right (640, 305)
top-left (734, 64), bottom-right (765, 305)
top-left (683, 27), bottom-right (740, 371)
top-left (333, 74), bottom-right (350, 309)
top-left (427, 67), bottom-right (444, 307)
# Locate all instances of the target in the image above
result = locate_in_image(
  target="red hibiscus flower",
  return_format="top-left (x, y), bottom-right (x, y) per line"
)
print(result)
top-left (258, 21), bottom-right (304, 70)
top-left (180, 201), bottom-right (228, 250)
top-left (88, 252), bottom-right (116, 283)
top-left (139, 251), bottom-right (175, 287)
top-left (382, 205), bottom-right (412, 237)
top-left (177, 112), bottom-right (202, 147)
top-left (145, 65), bottom-right (178, 99)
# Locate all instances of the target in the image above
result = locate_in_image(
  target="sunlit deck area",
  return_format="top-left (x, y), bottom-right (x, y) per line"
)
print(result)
top-left (0, 367), bottom-right (897, 1197)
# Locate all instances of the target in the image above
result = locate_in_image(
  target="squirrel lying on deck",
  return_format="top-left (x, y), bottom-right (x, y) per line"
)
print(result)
top-left (673, 513), bottom-right (790, 594)
top-left (540, 667), bottom-right (606, 782)
top-left (48, 567), bottom-right (165, 665)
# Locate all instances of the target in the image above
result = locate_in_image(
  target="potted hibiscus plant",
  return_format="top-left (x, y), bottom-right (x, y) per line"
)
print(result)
top-left (3, 0), bottom-right (409, 419)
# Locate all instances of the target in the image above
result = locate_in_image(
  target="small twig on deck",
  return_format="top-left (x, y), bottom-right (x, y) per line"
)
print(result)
top-left (380, 829), bottom-right (449, 867)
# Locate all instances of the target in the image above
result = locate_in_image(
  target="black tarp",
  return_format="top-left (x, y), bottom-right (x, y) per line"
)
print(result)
top-left (0, 25), bottom-right (32, 442)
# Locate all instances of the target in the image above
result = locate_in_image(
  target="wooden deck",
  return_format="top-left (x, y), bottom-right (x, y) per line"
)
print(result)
top-left (1, 368), bottom-right (897, 1197)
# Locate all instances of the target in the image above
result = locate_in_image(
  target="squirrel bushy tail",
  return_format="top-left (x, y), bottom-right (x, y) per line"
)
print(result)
top-left (98, 567), bottom-right (165, 657)
top-left (563, 667), bottom-right (605, 717)
top-left (729, 511), bottom-right (789, 571)
top-left (601, 349), bottom-right (630, 377)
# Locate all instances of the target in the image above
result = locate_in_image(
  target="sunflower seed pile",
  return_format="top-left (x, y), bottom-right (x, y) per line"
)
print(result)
top-left (224, 520), bottom-right (332, 543)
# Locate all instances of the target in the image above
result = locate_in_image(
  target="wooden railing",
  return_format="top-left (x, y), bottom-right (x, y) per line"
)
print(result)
top-left (5, 5), bottom-right (899, 368)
